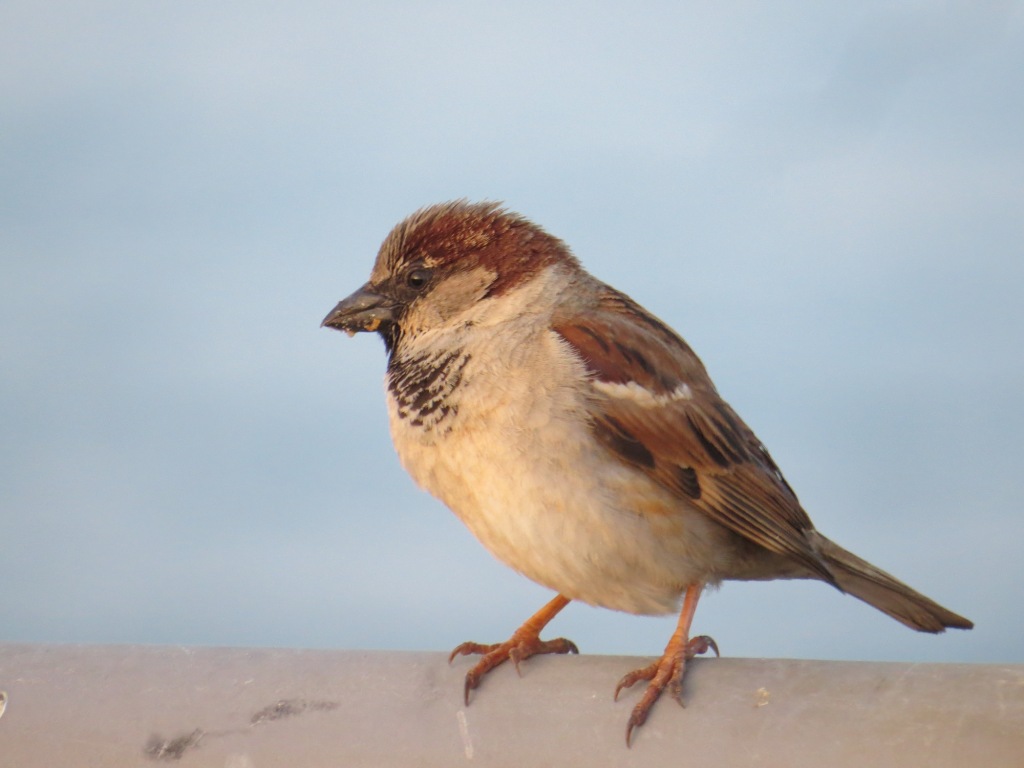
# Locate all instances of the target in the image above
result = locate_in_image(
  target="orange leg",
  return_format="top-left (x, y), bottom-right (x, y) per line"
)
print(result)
top-left (614, 583), bottom-right (719, 746)
top-left (449, 594), bottom-right (578, 704)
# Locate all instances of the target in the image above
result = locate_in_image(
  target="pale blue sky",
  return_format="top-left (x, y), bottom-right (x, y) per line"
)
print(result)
top-left (2, 2), bottom-right (1021, 665)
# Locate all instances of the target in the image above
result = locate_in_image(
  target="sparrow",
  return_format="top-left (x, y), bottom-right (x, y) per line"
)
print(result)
top-left (321, 200), bottom-right (973, 745)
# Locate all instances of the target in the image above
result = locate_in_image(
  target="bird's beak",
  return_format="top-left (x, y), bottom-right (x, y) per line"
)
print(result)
top-left (321, 283), bottom-right (396, 336)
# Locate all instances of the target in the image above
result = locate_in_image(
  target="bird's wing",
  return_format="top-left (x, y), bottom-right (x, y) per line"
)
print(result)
top-left (552, 286), bottom-right (834, 583)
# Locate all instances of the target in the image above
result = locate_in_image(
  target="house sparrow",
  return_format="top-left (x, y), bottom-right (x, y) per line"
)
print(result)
top-left (321, 200), bottom-right (973, 745)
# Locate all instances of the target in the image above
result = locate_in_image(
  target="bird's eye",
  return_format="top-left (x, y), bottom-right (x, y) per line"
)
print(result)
top-left (406, 268), bottom-right (432, 290)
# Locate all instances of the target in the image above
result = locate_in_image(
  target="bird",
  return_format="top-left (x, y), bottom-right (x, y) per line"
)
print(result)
top-left (321, 200), bottom-right (973, 745)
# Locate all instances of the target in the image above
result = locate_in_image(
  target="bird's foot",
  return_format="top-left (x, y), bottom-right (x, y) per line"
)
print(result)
top-left (449, 631), bottom-right (578, 705)
top-left (614, 634), bottom-right (718, 746)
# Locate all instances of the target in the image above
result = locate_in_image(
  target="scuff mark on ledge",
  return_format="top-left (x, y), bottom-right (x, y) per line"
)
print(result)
top-left (144, 697), bottom-right (341, 761)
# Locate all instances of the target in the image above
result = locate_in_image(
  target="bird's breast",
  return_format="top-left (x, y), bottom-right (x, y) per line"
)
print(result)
top-left (384, 326), bottom-right (734, 615)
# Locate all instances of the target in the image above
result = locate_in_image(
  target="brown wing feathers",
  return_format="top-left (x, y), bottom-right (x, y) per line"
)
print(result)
top-left (554, 288), bottom-right (837, 584)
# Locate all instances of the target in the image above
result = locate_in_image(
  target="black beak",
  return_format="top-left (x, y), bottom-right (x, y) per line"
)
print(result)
top-left (321, 283), bottom-right (396, 336)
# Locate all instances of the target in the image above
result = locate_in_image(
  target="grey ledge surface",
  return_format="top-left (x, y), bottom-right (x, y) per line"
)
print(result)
top-left (0, 644), bottom-right (1021, 767)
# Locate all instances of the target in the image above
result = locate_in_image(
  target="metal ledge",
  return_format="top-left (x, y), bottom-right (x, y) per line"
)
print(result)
top-left (1, 644), bottom-right (1021, 766)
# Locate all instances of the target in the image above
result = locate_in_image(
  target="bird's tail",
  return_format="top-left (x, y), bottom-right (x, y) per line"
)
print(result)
top-left (808, 531), bottom-right (973, 633)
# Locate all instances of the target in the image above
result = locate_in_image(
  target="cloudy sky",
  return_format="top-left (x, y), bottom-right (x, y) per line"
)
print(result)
top-left (2, 2), bottom-right (1021, 669)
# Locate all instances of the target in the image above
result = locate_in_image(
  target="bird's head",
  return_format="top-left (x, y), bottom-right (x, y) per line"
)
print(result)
top-left (321, 201), bottom-right (577, 353)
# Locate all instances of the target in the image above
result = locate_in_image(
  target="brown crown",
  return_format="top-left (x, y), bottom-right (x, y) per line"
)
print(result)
top-left (373, 200), bottom-right (578, 297)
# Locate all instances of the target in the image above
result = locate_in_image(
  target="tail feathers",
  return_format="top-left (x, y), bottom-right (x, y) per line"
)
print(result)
top-left (809, 531), bottom-right (973, 633)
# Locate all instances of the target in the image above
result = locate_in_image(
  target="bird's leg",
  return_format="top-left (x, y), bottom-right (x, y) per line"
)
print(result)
top-left (449, 593), bottom-right (578, 704)
top-left (614, 583), bottom-right (718, 746)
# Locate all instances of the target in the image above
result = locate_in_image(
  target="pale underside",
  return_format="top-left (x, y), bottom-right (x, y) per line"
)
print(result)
top-left (385, 265), bottom-right (802, 615)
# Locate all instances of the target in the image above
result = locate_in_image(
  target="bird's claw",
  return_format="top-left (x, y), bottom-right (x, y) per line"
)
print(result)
top-left (616, 634), bottom-right (718, 747)
top-left (450, 634), bottom-right (579, 705)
